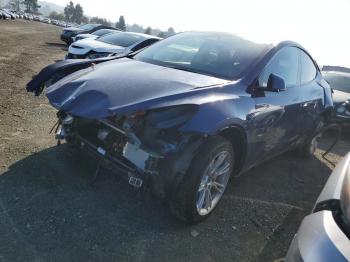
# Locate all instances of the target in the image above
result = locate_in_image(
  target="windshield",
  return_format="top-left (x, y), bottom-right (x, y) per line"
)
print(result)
top-left (98, 33), bottom-right (146, 47)
top-left (134, 32), bottom-right (270, 80)
top-left (79, 24), bottom-right (99, 30)
top-left (324, 72), bottom-right (350, 93)
top-left (92, 29), bottom-right (118, 37)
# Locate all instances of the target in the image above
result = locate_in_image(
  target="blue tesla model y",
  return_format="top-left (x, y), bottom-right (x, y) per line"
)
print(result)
top-left (27, 32), bottom-right (333, 223)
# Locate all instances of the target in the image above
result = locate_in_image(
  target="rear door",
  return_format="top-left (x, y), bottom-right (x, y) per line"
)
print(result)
top-left (248, 47), bottom-right (304, 162)
top-left (298, 50), bottom-right (324, 135)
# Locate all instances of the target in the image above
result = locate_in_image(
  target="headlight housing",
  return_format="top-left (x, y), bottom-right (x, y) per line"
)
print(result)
top-left (340, 162), bottom-right (350, 226)
top-left (337, 104), bottom-right (346, 114)
top-left (336, 101), bottom-right (350, 115)
top-left (88, 52), bottom-right (114, 59)
top-left (119, 105), bottom-right (198, 154)
top-left (146, 105), bottom-right (198, 129)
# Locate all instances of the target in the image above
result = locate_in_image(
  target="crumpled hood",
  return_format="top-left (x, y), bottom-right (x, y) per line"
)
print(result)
top-left (333, 89), bottom-right (350, 104)
top-left (69, 38), bottom-right (125, 55)
top-left (46, 58), bottom-right (230, 118)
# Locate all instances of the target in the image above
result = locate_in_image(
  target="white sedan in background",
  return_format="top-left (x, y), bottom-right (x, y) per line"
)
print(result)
top-left (66, 32), bottom-right (162, 59)
top-left (72, 28), bottom-right (121, 42)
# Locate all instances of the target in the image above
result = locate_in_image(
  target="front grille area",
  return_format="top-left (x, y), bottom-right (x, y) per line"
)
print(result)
top-left (74, 119), bottom-right (127, 157)
top-left (71, 118), bottom-right (143, 173)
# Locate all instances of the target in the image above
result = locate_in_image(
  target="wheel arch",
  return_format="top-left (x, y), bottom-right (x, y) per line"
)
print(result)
top-left (217, 124), bottom-right (248, 174)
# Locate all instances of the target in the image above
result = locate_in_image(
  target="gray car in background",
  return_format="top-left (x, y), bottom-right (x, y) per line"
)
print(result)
top-left (73, 28), bottom-right (121, 42)
top-left (286, 152), bottom-right (350, 261)
top-left (67, 32), bottom-right (161, 59)
top-left (322, 67), bottom-right (350, 128)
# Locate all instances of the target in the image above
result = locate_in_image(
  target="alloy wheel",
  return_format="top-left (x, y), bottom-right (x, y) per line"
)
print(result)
top-left (196, 150), bottom-right (232, 216)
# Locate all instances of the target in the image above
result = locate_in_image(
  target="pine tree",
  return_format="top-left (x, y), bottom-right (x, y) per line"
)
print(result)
top-left (10, 0), bottom-right (21, 11)
top-left (22, 0), bottom-right (40, 13)
top-left (144, 26), bottom-right (152, 35)
top-left (116, 16), bottom-right (126, 31)
top-left (167, 27), bottom-right (176, 37)
top-left (74, 3), bottom-right (84, 24)
top-left (64, 1), bottom-right (75, 22)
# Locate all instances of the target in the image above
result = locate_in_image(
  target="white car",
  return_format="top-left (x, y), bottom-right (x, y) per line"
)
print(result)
top-left (67, 32), bottom-right (161, 59)
top-left (73, 28), bottom-right (120, 42)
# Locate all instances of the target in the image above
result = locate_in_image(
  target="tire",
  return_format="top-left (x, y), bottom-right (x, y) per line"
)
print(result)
top-left (297, 120), bottom-right (324, 158)
top-left (170, 136), bottom-right (234, 224)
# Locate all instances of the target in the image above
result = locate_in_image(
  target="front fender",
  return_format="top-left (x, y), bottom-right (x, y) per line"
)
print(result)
top-left (180, 96), bottom-right (253, 135)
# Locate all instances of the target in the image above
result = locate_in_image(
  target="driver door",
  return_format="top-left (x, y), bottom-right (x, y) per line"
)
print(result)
top-left (247, 47), bottom-right (304, 163)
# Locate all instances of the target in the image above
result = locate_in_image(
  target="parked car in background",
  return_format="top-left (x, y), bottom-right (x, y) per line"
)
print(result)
top-left (286, 152), bottom-right (350, 261)
top-left (27, 32), bottom-right (333, 223)
top-left (61, 24), bottom-right (117, 45)
top-left (0, 10), bottom-right (11, 20)
top-left (67, 32), bottom-right (161, 59)
top-left (1, 9), bottom-right (16, 19)
top-left (42, 17), bottom-right (51, 24)
top-left (322, 67), bottom-right (350, 128)
top-left (73, 28), bottom-right (121, 42)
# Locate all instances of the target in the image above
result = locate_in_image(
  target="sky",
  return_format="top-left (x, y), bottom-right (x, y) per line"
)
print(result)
top-left (49, 0), bottom-right (350, 68)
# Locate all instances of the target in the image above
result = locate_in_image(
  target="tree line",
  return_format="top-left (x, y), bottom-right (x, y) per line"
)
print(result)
top-left (6, 0), bottom-right (40, 13)
top-left (3, 0), bottom-right (177, 37)
top-left (49, 1), bottom-right (176, 37)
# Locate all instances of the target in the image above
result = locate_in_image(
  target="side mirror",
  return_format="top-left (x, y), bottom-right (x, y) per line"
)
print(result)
top-left (266, 73), bottom-right (287, 92)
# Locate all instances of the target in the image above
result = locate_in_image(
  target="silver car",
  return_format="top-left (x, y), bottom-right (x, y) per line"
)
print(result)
top-left (286, 152), bottom-right (350, 261)
top-left (66, 32), bottom-right (161, 59)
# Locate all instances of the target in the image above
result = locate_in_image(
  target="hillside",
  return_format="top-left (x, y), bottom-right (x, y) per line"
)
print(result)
top-left (38, 1), bottom-right (64, 16)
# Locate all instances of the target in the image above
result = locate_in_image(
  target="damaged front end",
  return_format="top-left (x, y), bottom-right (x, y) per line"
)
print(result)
top-left (55, 105), bottom-right (204, 192)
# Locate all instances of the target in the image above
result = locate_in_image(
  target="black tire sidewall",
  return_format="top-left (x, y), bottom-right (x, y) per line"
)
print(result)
top-left (299, 119), bottom-right (324, 158)
top-left (171, 136), bottom-right (234, 223)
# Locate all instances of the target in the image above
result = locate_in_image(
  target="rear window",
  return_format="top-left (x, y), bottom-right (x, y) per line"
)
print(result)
top-left (92, 29), bottom-right (118, 37)
top-left (79, 24), bottom-right (99, 30)
top-left (98, 33), bottom-right (146, 47)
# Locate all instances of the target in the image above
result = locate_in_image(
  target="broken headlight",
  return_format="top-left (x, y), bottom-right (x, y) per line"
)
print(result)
top-left (142, 105), bottom-right (198, 153)
top-left (340, 163), bottom-right (350, 227)
top-left (146, 105), bottom-right (198, 129)
top-left (337, 101), bottom-right (350, 116)
top-left (121, 105), bottom-right (198, 154)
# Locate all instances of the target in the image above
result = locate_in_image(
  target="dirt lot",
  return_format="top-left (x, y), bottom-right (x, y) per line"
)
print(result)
top-left (0, 20), bottom-right (349, 262)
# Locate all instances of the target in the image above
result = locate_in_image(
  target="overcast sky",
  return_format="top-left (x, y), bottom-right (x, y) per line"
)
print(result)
top-left (49, 0), bottom-right (350, 68)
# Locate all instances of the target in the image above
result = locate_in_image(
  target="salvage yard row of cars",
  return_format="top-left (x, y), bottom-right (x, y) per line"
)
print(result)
top-left (0, 9), bottom-right (74, 27)
top-left (24, 24), bottom-right (350, 260)
top-left (0, 9), bottom-right (26, 20)
top-left (60, 23), bottom-right (162, 60)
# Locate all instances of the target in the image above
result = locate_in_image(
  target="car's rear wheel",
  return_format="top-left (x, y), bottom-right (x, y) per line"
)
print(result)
top-left (298, 120), bottom-right (324, 157)
top-left (171, 136), bottom-right (234, 223)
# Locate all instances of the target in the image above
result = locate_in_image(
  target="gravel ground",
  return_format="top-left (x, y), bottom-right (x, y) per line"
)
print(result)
top-left (0, 20), bottom-right (349, 262)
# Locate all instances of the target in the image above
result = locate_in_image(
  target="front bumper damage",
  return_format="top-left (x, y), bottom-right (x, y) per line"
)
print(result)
top-left (55, 112), bottom-right (204, 194)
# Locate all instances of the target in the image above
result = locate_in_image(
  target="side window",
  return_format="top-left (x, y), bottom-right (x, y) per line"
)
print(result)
top-left (259, 47), bottom-right (299, 88)
top-left (300, 51), bottom-right (317, 84)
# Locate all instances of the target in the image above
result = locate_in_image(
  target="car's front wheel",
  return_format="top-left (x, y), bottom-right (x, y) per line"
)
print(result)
top-left (171, 136), bottom-right (234, 223)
